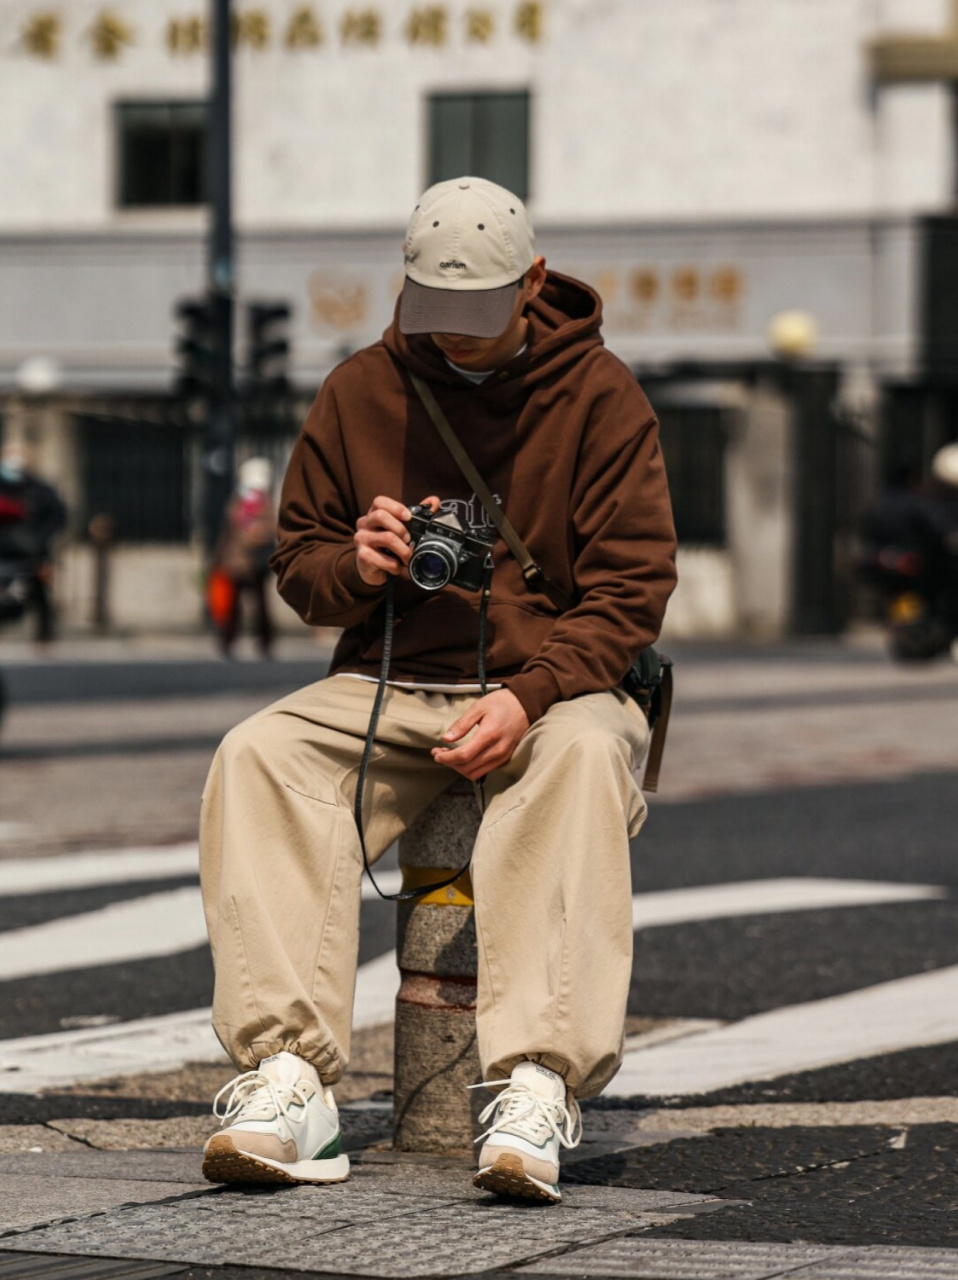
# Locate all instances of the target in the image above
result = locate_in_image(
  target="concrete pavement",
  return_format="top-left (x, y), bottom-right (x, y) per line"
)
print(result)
top-left (0, 635), bottom-right (957, 1276)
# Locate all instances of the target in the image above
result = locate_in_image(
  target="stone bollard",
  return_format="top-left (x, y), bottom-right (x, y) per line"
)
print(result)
top-left (393, 784), bottom-right (482, 1152)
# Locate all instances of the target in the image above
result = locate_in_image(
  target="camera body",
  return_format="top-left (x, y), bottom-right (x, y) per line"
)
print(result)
top-left (405, 503), bottom-right (494, 592)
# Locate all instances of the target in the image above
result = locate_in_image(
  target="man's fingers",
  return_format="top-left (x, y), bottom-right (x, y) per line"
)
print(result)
top-left (432, 733), bottom-right (484, 765)
top-left (355, 528), bottom-right (411, 563)
top-left (360, 548), bottom-right (404, 577)
top-left (436, 746), bottom-right (503, 780)
top-left (358, 510), bottom-right (411, 541)
top-left (441, 707), bottom-right (483, 743)
top-left (369, 496), bottom-right (411, 521)
top-left (419, 495), bottom-right (441, 512)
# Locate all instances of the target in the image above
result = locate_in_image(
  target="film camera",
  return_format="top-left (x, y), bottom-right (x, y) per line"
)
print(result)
top-left (405, 503), bottom-right (495, 592)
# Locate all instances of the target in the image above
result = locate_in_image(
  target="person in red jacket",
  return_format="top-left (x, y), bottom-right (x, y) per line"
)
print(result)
top-left (200, 178), bottom-right (677, 1201)
top-left (212, 457), bottom-right (277, 659)
top-left (0, 443), bottom-right (67, 644)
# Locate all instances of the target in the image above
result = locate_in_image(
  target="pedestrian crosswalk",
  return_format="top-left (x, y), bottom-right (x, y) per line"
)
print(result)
top-left (0, 841), bottom-right (955, 1099)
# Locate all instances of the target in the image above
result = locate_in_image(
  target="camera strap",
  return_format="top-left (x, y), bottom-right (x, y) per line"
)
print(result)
top-left (409, 374), bottom-right (571, 612)
top-left (409, 371), bottom-right (673, 792)
top-left (354, 567), bottom-right (493, 902)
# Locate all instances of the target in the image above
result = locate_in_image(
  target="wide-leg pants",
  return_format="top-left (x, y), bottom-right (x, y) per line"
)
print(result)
top-left (199, 674), bottom-right (650, 1098)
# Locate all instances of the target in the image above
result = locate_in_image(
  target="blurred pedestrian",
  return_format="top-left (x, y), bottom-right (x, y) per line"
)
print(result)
top-left (0, 442), bottom-right (67, 644)
top-left (212, 457), bottom-right (277, 659)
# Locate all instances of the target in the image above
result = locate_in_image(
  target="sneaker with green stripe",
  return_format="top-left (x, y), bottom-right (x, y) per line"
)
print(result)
top-left (203, 1051), bottom-right (349, 1185)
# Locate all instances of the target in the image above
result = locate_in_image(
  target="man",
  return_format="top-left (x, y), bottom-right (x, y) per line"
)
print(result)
top-left (200, 177), bottom-right (677, 1202)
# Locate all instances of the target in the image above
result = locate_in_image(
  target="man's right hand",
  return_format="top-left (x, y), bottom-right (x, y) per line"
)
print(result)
top-left (354, 495), bottom-right (440, 587)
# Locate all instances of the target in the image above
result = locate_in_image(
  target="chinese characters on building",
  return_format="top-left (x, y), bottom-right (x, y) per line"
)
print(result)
top-left (20, 4), bottom-right (547, 60)
top-left (590, 265), bottom-right (746, 333)
top-left (90, 11), bottom-right (135, 59)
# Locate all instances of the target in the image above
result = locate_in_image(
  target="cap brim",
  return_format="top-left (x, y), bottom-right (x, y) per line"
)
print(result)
top-left (399, 277), bottom-right (520, 338)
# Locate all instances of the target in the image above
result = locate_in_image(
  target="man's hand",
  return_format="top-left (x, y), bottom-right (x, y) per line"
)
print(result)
top-left (432, 689), bottom-right (530, 780)
top-left (354, 495), bottom-right (439, 587)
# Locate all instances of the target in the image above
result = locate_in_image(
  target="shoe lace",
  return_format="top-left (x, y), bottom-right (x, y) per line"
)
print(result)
top-left (471, 1077), bottom-right (582, 1150)
top-left (212, 1070), bottom-right (310, 1125)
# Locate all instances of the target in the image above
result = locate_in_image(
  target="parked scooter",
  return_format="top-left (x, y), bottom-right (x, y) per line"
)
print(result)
top-left (857, 446), bottom-right (958, 663)
top-left (858, 541), bottom-right (958, 661)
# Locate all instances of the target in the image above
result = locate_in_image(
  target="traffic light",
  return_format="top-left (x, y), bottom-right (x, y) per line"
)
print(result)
top-left (173, 296), bottom-right (217, 399)
top-left (246, 301), bottom-right (291, 396)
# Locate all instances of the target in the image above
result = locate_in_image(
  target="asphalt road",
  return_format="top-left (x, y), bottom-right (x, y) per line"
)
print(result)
top-left (1, 642), bottom-right (956, 1099)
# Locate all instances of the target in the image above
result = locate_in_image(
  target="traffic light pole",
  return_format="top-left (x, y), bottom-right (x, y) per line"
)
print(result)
top-left (204, 0), bottom-right (235, 556)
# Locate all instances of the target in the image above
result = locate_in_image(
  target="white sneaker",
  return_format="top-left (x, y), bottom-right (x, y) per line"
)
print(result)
top-left (472, 1061), bottom-right (581, 1203)
top-left (202, 1051), bottom-right (350, 1185)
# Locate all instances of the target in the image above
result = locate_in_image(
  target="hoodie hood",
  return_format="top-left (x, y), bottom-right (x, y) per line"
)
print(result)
top-left (383, 270), bottom-right (605, 403)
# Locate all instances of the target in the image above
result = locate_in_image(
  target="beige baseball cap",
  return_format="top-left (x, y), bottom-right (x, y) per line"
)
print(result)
top-left (399, 177), bottom-right (535, 338)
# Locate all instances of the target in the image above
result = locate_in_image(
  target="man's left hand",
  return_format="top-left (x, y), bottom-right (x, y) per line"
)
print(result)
top-left (432, 689), bottom-right (530, 781)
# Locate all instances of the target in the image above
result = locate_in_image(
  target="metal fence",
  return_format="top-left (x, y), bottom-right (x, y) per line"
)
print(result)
top-left (75, 397), bottom-right (305, 544)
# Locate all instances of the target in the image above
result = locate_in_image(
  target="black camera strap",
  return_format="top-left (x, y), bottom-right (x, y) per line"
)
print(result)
top-left (354, 564), bottom-right (494, 903)
top-left (409, 374), bottom-right (571, 612)
top-left (409, 371), bottom-right (674, 793)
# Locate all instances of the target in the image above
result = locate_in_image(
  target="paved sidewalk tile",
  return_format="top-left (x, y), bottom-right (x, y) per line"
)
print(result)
top-left (801, 1248), bottom-right (958, 1278)
top-left (519, 1237), bottom-right (833, 1276)
top-left (0, 1148), bottom-right (210, 1183)
top-left (517, 1239), bottom-right (958, 1278)
top-left (0, 1175), bottom-right (707, 1276)
top-left (0, 1173), bottom-right (209, 1234)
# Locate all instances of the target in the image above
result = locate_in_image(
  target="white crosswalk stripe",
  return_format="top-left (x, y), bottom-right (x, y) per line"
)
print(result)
top-left (610, 964), bottom-right (958, 1098)
top-left (0, 875), bottom-right (941, 982)
top-left (0, 952), bottom-right (401, 1092)
top-left (0, 842), bottom-right (403, 900)
top-left (0, 852), bottom-right (953, 1095)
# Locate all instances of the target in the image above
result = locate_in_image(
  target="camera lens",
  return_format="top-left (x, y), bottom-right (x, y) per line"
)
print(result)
top-left (409, 541), bottom-right (456, 591)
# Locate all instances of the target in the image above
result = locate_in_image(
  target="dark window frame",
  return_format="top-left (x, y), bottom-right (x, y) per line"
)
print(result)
top-left (427, 90), bottom-right (531, 200)
top-left (78, 412), bottom-right (193, 544)
top-left (115, 99), bottom-right (208, 209)
top-left (655, 404), bottom-right (730, 549)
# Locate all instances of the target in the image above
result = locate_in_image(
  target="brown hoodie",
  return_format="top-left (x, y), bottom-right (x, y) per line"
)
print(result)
top-left (271, 271), bottom-right (677, 724)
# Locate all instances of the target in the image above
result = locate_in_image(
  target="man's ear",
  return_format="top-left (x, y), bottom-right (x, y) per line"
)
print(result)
top-left (524, 256), bottom-right (547, 302)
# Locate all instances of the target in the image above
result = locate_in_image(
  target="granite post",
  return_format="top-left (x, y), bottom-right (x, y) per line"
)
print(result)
top-left (393, 785), bottom-right (482, 1152)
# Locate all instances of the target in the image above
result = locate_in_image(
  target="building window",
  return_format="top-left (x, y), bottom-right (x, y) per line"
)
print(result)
top-left (657, 405), bottom-right (728, 547)
top-left (428, 91), bottom-right (530, 199)
top-left (116, 101), bottom-right (207, 208)
top-left (79, 415), bottom-right (192, 543)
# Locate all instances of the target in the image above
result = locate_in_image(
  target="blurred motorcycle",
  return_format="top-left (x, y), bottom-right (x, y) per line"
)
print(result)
top-left (857, 541), bottom-right (958, 662)
top-left (857, 445), bottom-right (958, 663)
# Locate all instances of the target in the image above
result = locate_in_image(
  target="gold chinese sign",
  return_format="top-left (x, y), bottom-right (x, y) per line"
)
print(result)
top-left (582, 264), bottom-right (747, 334)
top-left (20, 3), bottom-right (547, 60)
top-left (405, 6), bottom-right (448, 46)
top-left (167, 16), bottom-right (205, 54)
top-left (21, 12), bottom-right (60, 58)
top-left (90, 10), bottom-right (135, 60)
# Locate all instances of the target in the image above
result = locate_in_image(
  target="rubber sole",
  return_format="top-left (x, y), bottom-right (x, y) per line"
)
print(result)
top-left (202, 1133), bottom-right (350, 1185)
top-left (472, 1152), bottom-right (560, 1203)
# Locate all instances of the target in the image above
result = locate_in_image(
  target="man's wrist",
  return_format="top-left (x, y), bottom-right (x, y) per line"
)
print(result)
top-left (337, 547), bottom-right (387, 598)
top-left (502, 667), bottom-right (562, 725)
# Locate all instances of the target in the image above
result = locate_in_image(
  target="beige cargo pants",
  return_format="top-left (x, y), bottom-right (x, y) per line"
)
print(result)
top-left (199, 674), bottom-right (650, 1099)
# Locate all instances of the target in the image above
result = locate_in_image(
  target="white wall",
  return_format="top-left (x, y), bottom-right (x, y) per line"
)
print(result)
top-left (0, 0), bottom-right (953, 232)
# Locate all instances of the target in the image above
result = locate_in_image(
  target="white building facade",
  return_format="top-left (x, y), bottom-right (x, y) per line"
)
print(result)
top-left (1, 0), bottom-right (956, 635)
